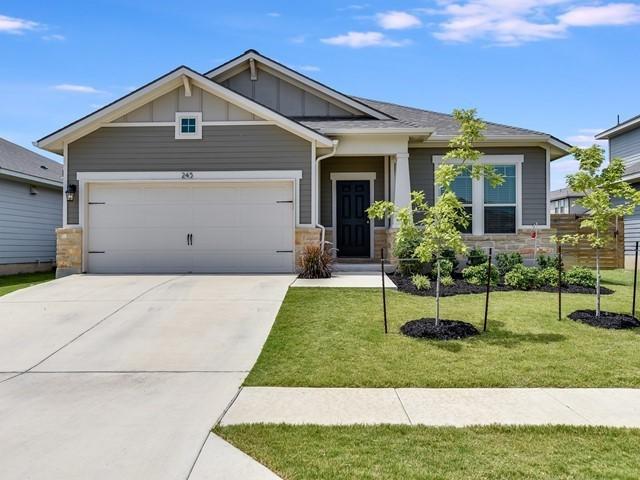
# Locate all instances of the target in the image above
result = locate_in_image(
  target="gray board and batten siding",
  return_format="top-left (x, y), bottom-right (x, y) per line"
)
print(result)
top-left (0, 177), bottom-right (61, 265)
top-left (408, 147), bottom-right (548, 227)
top-left (66, 125), bottom-right (312, 224)
top-left (611, 127), bottom-right (640, 165)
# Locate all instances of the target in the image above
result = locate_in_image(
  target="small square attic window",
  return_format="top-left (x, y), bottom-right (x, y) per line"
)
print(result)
top-left (175, 112), bottom-right (202, 139)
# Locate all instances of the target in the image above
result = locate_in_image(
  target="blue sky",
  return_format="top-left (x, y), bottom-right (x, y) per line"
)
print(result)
top-left (1, 0), bottom-right (639, 189)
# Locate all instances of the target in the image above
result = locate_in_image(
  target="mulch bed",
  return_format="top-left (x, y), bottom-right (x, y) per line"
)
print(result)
top-left (568, 310), bottom-right (640, 330)
top-left (392, 274), bottom-right (614, 297)
top-left (400, 318), bottom-right (480, 340)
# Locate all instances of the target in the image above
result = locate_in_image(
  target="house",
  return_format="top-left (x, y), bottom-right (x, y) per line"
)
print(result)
top-left (35, 50), bottom-right (571, 277)
top-left (549, 188), bottom-right (586, 215)
top-left (596, 114), bottom-right (640, 268)
top-left (0, 137), bottom-right (63, 275)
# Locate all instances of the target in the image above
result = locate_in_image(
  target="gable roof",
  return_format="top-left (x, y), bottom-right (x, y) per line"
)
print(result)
top-left (205, 49), bottom-right (394, 121)
top-left (36, 65), bottom-right (334, 153)
top-left (550, 187), bottom-right (585, 201)
top-left (0, 137), bottom-right (62, 187)
top-left (596, 113), bottom-right (640, 140)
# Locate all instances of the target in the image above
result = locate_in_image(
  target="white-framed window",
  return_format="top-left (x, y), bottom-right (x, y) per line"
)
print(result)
top-left (175, 112), bottom-right (202, 140)
top-left (433, 155), bottom-right (523, 235)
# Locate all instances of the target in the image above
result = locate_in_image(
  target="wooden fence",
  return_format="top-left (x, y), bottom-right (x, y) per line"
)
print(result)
top-left (550, 214), bottom-right (624, 269)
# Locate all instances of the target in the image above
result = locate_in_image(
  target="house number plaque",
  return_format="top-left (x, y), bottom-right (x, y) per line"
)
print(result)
top-left (181, 172), bottom-right (194, 179)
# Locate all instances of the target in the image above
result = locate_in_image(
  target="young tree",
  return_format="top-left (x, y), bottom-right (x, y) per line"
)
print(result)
top-left (368, 109), bottom-right (501, 325)
top-left (557, 145), bottom-right (640, 317)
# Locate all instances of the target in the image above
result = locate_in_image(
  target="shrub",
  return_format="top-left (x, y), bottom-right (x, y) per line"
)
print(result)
top-left (297, 244), bottom-right (333, 279)
top-left (411, 273), bottom-right (431, 291)
top-left (504, 264), bottom-right (540, 290)
top-left (537, 254), bottom-right (560, 270)
top-left (394, 236), bottom-right (424, 275)
top-left (495, 252), bottom-right (523, 277)
top-left (538, 267), bottom-right (561, 287)
top-left (565, 266), bottom-right (596, 288)
top-left (441, 249), bottom-right (459, 272)
top-left (467, 247), bottom-right (488, 266)
top-left (440, 275), bottom-right (455, 287)
top-left (462, 263), bottom-right (499, 286)
top-left (430, 258), bottom-right (454, 280)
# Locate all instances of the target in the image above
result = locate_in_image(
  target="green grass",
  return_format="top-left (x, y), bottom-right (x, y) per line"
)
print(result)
top-left (0, 271), bottom-right (55, 297)
top-left (246, 269), bottom-right (640, 387)
top-left (215, 424), bottom-right (640, 480)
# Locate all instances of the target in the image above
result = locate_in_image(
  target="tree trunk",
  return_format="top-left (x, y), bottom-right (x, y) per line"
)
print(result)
top-left (435, 258), bottom-right (441, 326)
top-left (595, 248), bottom-right (601, 318)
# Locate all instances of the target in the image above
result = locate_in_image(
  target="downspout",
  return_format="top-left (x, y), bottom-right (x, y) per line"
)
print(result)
top-left (315, 139), bottom-right (339, 250)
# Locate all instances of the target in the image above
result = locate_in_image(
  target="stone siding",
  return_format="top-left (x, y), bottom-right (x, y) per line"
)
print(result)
top-left (56, 227), bottom-right (83, 278)
top-left (295, 227), bottom-right (323, 269)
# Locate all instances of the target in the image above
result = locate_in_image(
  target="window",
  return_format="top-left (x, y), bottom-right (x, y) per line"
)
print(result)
top-left (433, 155), bottom-right (523, 235)
top-left (175, 112), bottom-right (202, 139)
top-left (484, 165), bottom-right (516, 233)
top-left (449, 168), bottom-right (473, 233)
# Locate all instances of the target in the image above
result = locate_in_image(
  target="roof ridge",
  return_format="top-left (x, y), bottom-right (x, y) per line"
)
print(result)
top-left (353, 96), bottom-right (548, 136)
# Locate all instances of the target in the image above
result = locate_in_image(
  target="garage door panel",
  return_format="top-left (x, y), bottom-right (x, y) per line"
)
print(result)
top-left (87, 181), bottom-right (295, 273)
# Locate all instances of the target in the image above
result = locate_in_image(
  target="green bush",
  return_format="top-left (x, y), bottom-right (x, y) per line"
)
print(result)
top-left (411, 273), bottom-right (431, 291)
top-left (440, 276), bottom-right (455, 287)
top-left (537, 267), bottom-right (561, 287)
top-left (495, 252), bottom-right (523, 277)
top-left (537, 254), bottom-right (560, 270)
top-left (504, 264), bottom-right (540, 290)
top-left (565, 266), bottom-right (596, 288)
top-left (394, 235), bottom-right (424, 275)
top-left (462, 263), bottom-right (499, 286)
top-left (467, 247), bottom-right (488, 266)
top-left (430, 258), bottom-right (454, 280)
top-left (298, 245), bottom-right (333, 279)
top-left (440, 249), bottom-right (459, 272)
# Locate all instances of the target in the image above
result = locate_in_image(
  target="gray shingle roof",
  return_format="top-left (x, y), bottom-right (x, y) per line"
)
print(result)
top-left (299, 118), bottom-right (421, 130)
top-left (0, 137), bottom-right (63, 185)
top-left (353, 97), bottom-right (551, 137)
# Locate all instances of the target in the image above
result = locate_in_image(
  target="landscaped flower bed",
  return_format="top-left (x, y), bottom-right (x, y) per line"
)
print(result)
top-left (568, 310), bottom-right (640, 330)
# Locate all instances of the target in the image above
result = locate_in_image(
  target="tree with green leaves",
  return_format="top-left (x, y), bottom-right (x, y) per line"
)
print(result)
top-left (555, 145), bottom-right (640, 318)
top-left (368, 109), bottom-right (502, 325)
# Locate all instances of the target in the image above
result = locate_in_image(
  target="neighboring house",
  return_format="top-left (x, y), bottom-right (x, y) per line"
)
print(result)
top-left (596, 114), bottom-right (640, 268)
top-left (0, 138), bottom-right (63, 275)
top-left (549, 188), bottom-right (586, 215)
top-left (35, 50), bottom-right (571, 277)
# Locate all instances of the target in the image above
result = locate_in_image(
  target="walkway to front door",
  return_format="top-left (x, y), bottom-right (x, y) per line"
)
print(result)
top-left (336, 180), bottom-right (371, 257)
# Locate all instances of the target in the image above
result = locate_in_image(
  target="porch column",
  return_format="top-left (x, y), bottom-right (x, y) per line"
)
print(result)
top-left (393, 152), bottom-right (411, 226)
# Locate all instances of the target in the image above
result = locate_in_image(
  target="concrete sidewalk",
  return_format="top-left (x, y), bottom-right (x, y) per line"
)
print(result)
top-left (221, 387), bottom-right (640, 427)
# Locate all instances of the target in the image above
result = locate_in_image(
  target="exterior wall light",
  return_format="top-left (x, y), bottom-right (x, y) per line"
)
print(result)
top-left (65, 184), bottom-right (77, 202)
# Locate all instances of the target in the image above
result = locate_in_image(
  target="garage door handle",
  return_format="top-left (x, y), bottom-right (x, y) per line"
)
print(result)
top-left (187, 233), bottom-right (193, 246)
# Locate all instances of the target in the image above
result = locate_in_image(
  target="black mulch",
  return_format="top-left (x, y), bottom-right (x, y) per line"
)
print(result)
top-left (400, 318), bottom-right (480, 340)
top-left (568, 310), bottom-right (640, 330)
top-left (392, 274), bottom-right (614, 297)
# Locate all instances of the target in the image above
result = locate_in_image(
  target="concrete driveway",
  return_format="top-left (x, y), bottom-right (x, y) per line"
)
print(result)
top-left (0, 274), bottom-right (294, 479)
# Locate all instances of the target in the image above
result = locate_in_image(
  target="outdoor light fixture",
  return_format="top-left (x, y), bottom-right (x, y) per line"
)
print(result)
top-left (65, 184), bottom-right (77, 202)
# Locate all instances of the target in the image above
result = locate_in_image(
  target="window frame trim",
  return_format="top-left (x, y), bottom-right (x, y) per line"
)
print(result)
top-left (433, 155), bottom-right (523, 236)
top-left (175, 112), bottom-right (202, 140)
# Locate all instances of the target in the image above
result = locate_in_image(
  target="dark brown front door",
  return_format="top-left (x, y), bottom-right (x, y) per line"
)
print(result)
top-left (336, 180), bottom-right (370, 257)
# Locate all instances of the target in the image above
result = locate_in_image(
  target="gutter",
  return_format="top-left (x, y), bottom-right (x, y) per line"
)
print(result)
top-left (315, 139), bottom-right (340, 250)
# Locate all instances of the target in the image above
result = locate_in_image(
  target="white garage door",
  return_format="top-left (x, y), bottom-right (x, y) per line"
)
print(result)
top-left (86, 181), bottom-right (295, 273)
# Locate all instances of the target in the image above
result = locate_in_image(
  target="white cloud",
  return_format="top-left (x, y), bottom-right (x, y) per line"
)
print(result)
top-left (377, 11), bottom-right (422, 30)
top-left (339, 4), bottom-right (370, 11)
top-left (559, 3), bottom-right (640, 26)
top-left (425, 1), bottom-right (640, 46)
top-left (42, 34), bottom-right (65, 41)
top-left (566, 128), bottom-right (607, 148)
top-left (297, 65), bottom-right (321, 72)
top-left (321, 31), bottom-right (410, 48)
top-left (53, 84), bottom-right (104, 94)
top-left (0, 14), bottom-right (39, 34)
top-left (289, 34), bottom-right (306, 44)
top-left (267, 12), bottom-right (281, 17)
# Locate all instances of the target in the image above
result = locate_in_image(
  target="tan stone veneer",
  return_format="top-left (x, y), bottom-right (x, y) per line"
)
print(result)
top-left (55, 227), bottom-right (83, 278)
top-left (294, 227), bottom-right (323, 268)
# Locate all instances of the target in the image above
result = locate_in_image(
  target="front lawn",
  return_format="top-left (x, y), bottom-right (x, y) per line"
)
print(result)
top-left (0, 271), bottom-right (55, 297)
top-left (246, 269), bottom-right (640, 387)
top-left (215, 424), bottom-right (640, 480)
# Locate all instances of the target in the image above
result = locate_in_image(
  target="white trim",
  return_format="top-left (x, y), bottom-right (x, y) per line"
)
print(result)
top-left (384, 155), bottom-right (390, 229)
top-left (545, 146), bottom-right (551, 228)
top-left (175, 112), bottom-right (202, 140)
top-left (433, 155), bottom-right (523, 235)
top-left (36, 67), bottom-right (334, 152)
top-left (182, 76), bottom-right (192, 97)
top-left (330, 172), bottom-right (377, 181)
top-left (76, 170), bottom-right (303, 182)
top-left (310, 141), bottom-right (317, 226)
top-left (596, 117), bottom-right (640, 140)
top-left (205, 51), bottom-right (392, 120)
top-left (62, 142), bottom-right (68, 226)
top-left (330, 172), bottom-right (376, 259)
